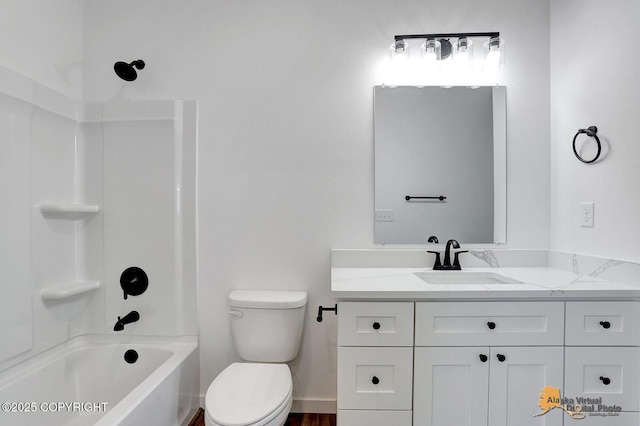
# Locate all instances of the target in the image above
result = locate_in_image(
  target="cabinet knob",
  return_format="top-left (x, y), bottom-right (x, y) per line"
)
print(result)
top-left (599, 376), bottom-right (611, 385)
top-left (497, 354), bottom-right (506, 362)
top-left (479, 354), bottom-right (488, 362)
top-left (372, 376), bottom-right (380, 385)
top-left (599, 321), bottom-right (611, 329)
top-left (487, 321), bottom-right (496, 330)
top-left (372, 322), bottom-right (381, 330)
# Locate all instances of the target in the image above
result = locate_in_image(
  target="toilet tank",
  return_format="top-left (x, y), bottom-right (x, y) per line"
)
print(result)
top-left (228, 290), bottom-right (307, 362)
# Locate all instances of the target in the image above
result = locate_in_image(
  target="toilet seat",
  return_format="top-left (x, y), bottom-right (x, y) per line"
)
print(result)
top-left (205, 363), bottom-right (292, 426)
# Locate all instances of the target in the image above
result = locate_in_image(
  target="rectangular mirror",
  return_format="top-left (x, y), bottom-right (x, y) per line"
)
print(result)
top-left (374, 86), bottom-right (506, 244)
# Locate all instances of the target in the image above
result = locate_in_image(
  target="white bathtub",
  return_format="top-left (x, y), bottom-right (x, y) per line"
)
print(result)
top-left (0, 335), bottom-right (198, 426)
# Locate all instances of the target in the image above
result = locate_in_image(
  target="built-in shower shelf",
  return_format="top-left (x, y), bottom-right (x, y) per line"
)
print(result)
top-left (39, 203), bottom-right (100, 218)
top-left (41, 280), bottom-right (101, 302)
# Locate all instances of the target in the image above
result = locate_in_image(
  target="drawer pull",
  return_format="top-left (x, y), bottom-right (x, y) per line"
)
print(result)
top-left (372, 321), bottom-right (381, 330)
top-left (487, 321), bottom-right (496, 330)
top-left (599, 376), bottom-right (611, 385)
top-left (599, 321), bottom-right (611, 329)
top-left (479, 354), bottom-right (488, 362)
top-left (372, 376), bottom-right (380, 385)
top-left (496, 354), bottom-right (506, 362)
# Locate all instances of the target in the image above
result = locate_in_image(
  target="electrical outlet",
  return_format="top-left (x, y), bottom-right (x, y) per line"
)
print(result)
top-left (375, 210), bottom-right (394, 222)
top-left (581, 202), bottom-right (594, 227)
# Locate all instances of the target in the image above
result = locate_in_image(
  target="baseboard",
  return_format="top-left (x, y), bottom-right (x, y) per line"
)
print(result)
top-left (197, 396), bottom-right (337, 415)
top-left (291, 398), bottom-right (337, 414)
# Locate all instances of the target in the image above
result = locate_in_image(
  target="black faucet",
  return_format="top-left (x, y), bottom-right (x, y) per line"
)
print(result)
top-left (113, 310), bottom-right (140, 331)
top-left (428, 239), bottom-right (468, 270)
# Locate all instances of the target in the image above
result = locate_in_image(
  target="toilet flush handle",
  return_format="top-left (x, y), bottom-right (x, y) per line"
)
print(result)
top-left (228, 310), bottom-right (243, 318)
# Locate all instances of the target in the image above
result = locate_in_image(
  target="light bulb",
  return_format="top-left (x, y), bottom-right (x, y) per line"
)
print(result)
top-left (453, 37), bottom-right (473, 69)
top-left (486, 49), bottom-right (501, 70)
top-left (483, 37), bottom-right (505, 71)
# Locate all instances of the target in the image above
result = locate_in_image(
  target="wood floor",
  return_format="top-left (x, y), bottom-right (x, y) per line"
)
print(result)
top-left (188, 408), bottom-right (336, 426)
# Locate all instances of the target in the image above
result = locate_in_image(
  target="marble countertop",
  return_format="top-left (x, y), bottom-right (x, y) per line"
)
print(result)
top-left (331, 267), bottom-right (640, 300)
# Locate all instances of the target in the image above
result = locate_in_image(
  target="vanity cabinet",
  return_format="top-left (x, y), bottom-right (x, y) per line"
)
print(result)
top-left (414, 302), bottom-right (565, 426)
top-left (564, 301), bottom-right (640, 424)
top-left (337, 302), bottom-right (414, 425)
top-left (337, 300), bottom-right (640, 426)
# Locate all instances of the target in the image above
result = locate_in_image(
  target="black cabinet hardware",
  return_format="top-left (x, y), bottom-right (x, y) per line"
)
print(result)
top-left (479, 354), bottom-right (488, 362)
top-left (372, 376), bottom-right (380, 385)
top-left (599, 321), bottom-right (611, 329)
top-left (599, 376), bottom-right (611, 385)
top-left (487, 321), bottom-right (496, 330)
top-left (372, 322), bottom-right (381, 330)
top-left (497, 354), bottom-right (506, 362)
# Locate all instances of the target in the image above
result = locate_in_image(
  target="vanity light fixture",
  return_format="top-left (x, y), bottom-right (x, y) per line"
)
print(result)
top-left (391, 32), bottom-right (504, 71)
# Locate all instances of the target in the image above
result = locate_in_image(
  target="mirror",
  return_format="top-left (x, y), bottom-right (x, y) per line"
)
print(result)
top-left (374, 86), bottom-right (506, 244)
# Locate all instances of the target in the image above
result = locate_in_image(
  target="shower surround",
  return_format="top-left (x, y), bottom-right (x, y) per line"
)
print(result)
top-left (0, 65), bottom-right (199, 423)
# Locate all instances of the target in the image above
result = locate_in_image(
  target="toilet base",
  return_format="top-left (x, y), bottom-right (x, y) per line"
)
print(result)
top-left (204, 395), bottom-right (293, 426)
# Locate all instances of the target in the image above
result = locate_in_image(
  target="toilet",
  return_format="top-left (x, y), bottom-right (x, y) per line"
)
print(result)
top-left (205, 290), bottom-right (308, 426)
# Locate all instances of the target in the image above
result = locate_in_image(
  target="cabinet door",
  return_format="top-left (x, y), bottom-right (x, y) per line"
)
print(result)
top-left (488, 346), bottom-right (564, 426)
top-left (414, 347), bottom-right (490, 426)
top-left (565, 347), bottom-right (639, 412)
top-left (338, 346), bottom-right (413, 410)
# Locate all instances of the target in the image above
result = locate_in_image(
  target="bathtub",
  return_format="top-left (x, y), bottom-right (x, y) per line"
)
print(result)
top-left (0, 335), bottom-right (198, 426)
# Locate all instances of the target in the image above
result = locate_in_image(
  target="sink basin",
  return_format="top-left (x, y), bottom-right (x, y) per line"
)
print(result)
top-left (414, 271), bottom-right (523, 285)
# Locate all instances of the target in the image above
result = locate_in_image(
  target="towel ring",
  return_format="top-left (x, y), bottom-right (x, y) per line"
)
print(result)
top-left (572, 126), bottom-right (601, 164)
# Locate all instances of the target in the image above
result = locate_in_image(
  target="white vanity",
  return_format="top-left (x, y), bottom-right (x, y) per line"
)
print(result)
top-left (331, 255), bottom-right (640, 426)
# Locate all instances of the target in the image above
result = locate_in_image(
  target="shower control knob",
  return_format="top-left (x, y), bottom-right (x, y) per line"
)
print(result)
top-left (600, 376), bottom-right (611, 385)
top-left (497, 354), bottom-right (506, 362)
top-left (487, 321), bottom-right (496, 330)
top-left (372, 322), bottom-right (381, 330)
top-left (600, 321), bottom-right (611, 329)
top-left (372, 376), bottom-right (380, 385)
top-left (120, 267), bottom-right (149, 300)
top-left (479, 354), bottom-right (488, 362)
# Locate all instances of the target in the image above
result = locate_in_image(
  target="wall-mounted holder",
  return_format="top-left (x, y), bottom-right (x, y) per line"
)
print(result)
top-left (572, 126), bottom-right (601, 164)
top-left (120, 267), bottom-right (148, 300)
top-left (317, 304), bottom-right (338, 322)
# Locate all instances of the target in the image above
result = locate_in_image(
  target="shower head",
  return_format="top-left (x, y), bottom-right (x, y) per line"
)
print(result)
top-left (114, 60), bottom-right (145, 81)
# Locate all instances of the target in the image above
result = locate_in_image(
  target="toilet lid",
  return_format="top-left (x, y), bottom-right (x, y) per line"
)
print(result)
top-left (206, 363), bottom-right (292, 426)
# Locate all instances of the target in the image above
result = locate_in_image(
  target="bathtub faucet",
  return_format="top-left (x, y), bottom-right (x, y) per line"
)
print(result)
top-left (113, 310), bottom-right (140, 331)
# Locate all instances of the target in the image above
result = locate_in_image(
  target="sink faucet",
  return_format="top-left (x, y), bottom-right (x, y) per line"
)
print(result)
top-left (113, 310), bottom-right (140, 331)
top-left (428, 239), bottom-right (468, 270)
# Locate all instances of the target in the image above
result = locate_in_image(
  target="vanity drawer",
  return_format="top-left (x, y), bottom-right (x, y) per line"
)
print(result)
top-left (415, 301), bottom-right (564, 346)
top-left (567, 412), bottom-right (640, 425)
top-left (337, 346), bottom-right (413, 410)
top-left (338, 302), bottom-right (414, 347)
top-left (337, 410), bottom-right (412, 426)
top-left (565, 347), bottom-right (639, 412)
top-left (565, 301), bottom-right (640, 346)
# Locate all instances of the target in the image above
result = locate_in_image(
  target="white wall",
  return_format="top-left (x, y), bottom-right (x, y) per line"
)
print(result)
top-left (82, 0), bottom-right (551, 405)
top-left (0, 0), bottom-right (84, 99)
top-left (550, 0), bottom-right (640, 262)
